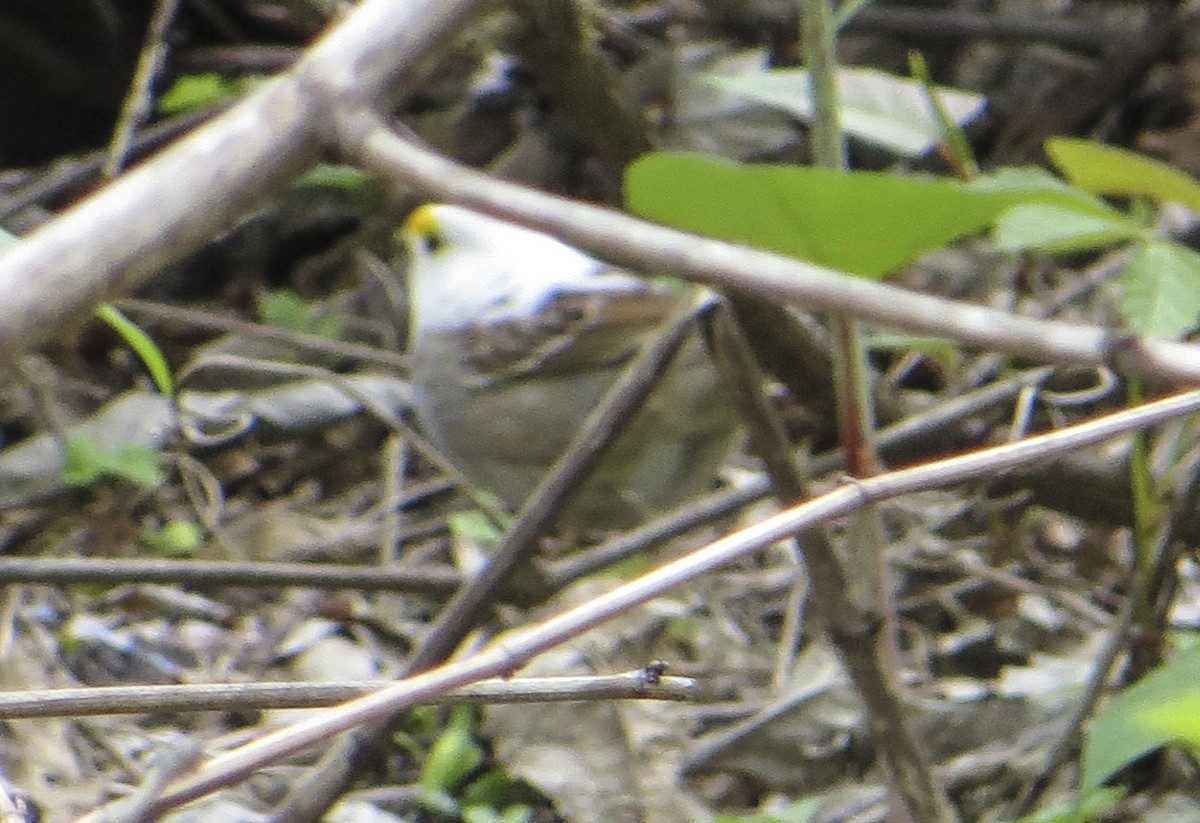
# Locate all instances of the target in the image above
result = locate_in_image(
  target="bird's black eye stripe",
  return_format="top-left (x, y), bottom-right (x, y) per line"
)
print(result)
top-left (421, 229), bottom-right (445, 254)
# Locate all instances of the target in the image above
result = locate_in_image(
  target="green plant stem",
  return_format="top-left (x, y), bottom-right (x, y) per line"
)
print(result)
top-left (1127, 379), bottom-right (1155, 574)
top-left (801, 0), bottom-right (886, 642)
top-left (1126, 377), bottom-right (1164, 675)
top-left (801, 1), bottom-right (957, 821)
top-left (804, 0), bottom-right (845, 171)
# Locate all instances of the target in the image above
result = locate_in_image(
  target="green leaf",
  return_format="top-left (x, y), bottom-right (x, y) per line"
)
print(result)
top-left (62, 435), bottom-right (164, 488)
top-left (257, 289), bottom-right (342, 339)
top-left (61, 436), bottom-right (105, 485)
top-left (448, 510), bottom-right (504, 546)
top-left (1118, 240), bottom-right (1200, 338)
top-left (1136, 691), bottom-right (1200, 746)
top-left (498, 806), bottom-right (532, 823)
top-left (157, 73), bottom-right (242, 116)
top-left (142, 519), bottom-right (204, 557)
top-left (420, 706), bottom-right (483, 795)
top-left (707, 66), bottom-right (986, 157)
top-left (460, 768), bottom-right (515, 810)
top-left (992, 203), bottom-right (1144, 253)
top-left (1082, 645), bottom-right (1200, 793)
top-left (1046, 137), bottom-right (1200, 211)
top-left (296, 164), bottom-right (376, 191)
top-left (963, 167), bottom-right (1125, 216)
top-left (96, 304), bottom-right (174, 398)
top-left (419, 788), bottom-right (459, 817)
top-left (626, 153), bottom-right (1107, 278)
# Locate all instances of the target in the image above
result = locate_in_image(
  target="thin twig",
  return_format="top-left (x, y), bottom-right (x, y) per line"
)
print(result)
top-left (0, 673), bottom-right (698, 720)
top-left (703, 305), bottom-right (809, 691)
top-left (104, 0), bottom-right (182, 177)
top-left (117, 298), bottom-right (409, 371)
top-left (0, 557), bottom-right (459, 596)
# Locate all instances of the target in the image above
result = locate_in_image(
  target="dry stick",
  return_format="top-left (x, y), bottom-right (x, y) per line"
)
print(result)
top-left (0, 0), bottom-right (492, 357)
top-left (67, 389), bottom-right (1200, 823)
top-left (340, 116), bottom-right (1200, 386)
top-left (117, 298), bottom-right (410, 370)
top-left (702, 304), bottom-right (809, 690)
top-left (1139, 468), bottom-right (1200, 665)
top-left (0, 557), bottom-right (459, 596)
top-left (0, 673), bottom-right (697, 720)
top-left (104, 0), bottom-right (181, 177)
top-left (106, 740), bottom-right (204, 823)
top-left (705, 305), bottom-right (954, 823)
top-left (844, 7), bottom-right (1109, 52)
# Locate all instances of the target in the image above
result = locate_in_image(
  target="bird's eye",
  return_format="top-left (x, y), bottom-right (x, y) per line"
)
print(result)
top-left (421, 229), bottom-right (446, 255)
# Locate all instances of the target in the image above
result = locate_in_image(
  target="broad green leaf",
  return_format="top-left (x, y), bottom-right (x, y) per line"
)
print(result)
top-left (1136, 691), bottom-right (1200, 746)
top-left (964, 165), bottom-right (1079, 196)
top-left (96, 304), bottom-right (174, 398)
top-left (1046, 137), bottom-right (1200, 211)
top-left (62, 435), bottom-right (164, 488)
top-left (1083, 645), bottom-right (1200, 793)
top-left (626, 153), bottom-right (1109, 278)
top-left (1118, 240), bottom-right (1200, 338)
top-left (993, 203), bottom-right (1144, 253)
top-left (708, 66), bottom-right (986, 157)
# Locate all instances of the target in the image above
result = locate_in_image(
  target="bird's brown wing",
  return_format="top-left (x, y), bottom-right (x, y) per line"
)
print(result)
top-left (459, 284), bottom-right (687, 387)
